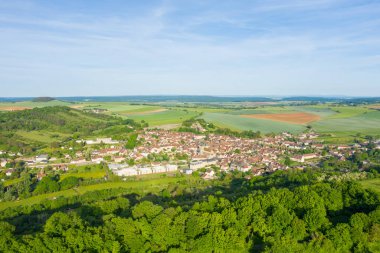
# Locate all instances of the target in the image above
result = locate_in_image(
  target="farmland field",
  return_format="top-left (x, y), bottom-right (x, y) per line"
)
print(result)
top-left (201, 112), bottom-right (306, 133)
top-left (1, 100), bottom-right (379, 143)
top-left (197, 104), bottom-right (379, 140)
top-left (80, 102), bottom-right (163, 114)
top-left (128, 109), bottom-right (199, 126)
top-left (241, 112), bottom-right (320, 124)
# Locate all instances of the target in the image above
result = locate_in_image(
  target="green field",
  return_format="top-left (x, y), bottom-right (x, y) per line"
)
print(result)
top-left (360, 178), bottom-right (380, 194)
top-left (0, 176), bottom-right (189, 211)
top-left (60, 171), bottom-right (106, 181)
top-left (16, 130), bottom-right (70, 143)
top-left (311, 110), bottom-right (380, 142)
top-left (76, 103), bottom-right (201, 126)
top-left (60, 165), bottom-right (108, 181)
top-left (198, 104), bottom-right (380, 141)
top-left (80, 102), bottom-right (162, 114)
top-left (128, 109), bottom-right (199, 126)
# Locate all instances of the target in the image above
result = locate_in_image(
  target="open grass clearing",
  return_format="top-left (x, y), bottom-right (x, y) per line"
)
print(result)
top-left (360, 178), bottom-right (380, 194)
top-left (16, 130), bottom-right (70, 143)
top-left (2, 177), bottom-right (23, 187)
top-left (59, 171), bottom-right (106, 181)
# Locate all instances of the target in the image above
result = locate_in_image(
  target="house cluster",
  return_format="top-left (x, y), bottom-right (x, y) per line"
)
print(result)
top-left (1, 132), bottom-right (376, 180)
top-left (135, 130), bottom-right (324, 175)
top-left (109, 163), bottom-right (178, 177)
top-left (75, 138), bottom-right (119, 145)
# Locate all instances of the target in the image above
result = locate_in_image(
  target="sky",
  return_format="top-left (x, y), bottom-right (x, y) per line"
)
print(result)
top-left (0, 0), bottom-right (379, 97)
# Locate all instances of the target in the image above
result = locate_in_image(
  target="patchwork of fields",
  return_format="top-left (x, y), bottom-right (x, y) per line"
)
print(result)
top-left (1, 100), bottom-right (379, 143)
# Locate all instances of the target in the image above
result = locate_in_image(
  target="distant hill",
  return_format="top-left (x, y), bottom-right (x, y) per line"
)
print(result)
top-left (0, 95), bottom-right (379, 104)
top-left (32, 97), bottom-right (56, 102)
top-left (58, 95), bottom-right (380, 103)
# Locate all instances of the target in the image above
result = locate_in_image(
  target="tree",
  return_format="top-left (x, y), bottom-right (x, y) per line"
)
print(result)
top-left (284, 156), bottom-right (292, 166)
top-left (304, 208), bottom-right (328, 232)
top-left (34, 176), bottom-right (60, 194)
top-left (60, 176), bottom-right (80, 190)
top-left (132, 201), bottom-right (163, 221)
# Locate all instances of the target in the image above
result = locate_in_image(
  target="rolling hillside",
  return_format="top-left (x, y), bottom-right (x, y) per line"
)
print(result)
top-left (0, 106), bottom-right (138, 152)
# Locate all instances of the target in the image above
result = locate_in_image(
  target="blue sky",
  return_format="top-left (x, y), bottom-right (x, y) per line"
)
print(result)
top-left (0, 0), bottom-right (379, 97)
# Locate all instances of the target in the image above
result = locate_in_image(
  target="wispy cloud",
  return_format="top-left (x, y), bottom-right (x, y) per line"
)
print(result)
top-left (0, 0), bottom-right (379, 96)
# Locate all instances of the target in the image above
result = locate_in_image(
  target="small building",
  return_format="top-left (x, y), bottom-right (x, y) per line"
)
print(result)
top-left (189, 158), bottom-right (217, 170)
top-left (113, 156), bottom-right (125, 163)
top-left (91, 156), bottom-right (104, 164)
top-left (0, 159), bottom-right (7, 167)
top-left (5, 168), bottom-right (14, 176)
top-left (152, 165), bottom-right (166, 173)
top-left (291, 154), bottom-right (318, 163)
top-left (202, 170), bottom-right (216, 180)
top-left (138, 167), bottom-right (152, 175)
top-left (184, 169), bottom-right (193, 175)
top-left (36, 154), bottom-right (49, 163)
top-left (115, 168), bottom-right (138, 176)
top-left (166, 164), bottom-right (178, 172)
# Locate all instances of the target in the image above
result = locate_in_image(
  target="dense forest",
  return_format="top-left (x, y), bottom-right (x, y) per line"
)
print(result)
top-left (0, 170), bottom-right (379, 252)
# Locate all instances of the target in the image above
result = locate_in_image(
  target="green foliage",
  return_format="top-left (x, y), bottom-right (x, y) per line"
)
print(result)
top-left (32, 97), bottom-right (56, 102)
top-left (34, 176), bottom-right (60, 194)
top-left (0, 175), bottom-right (378, 252)
top-left (125, 133), bottom-right (138, 149)
top-left (60, 176), bottom-right (80, 190)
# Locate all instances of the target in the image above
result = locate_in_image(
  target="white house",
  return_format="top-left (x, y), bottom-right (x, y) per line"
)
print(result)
top-left (36, 154), bottom-right (49, 163)
top-left (115, 168), bottom-right (138, 176)
top-left (184, 169), bottom-right (193, 175)
top-left (5, 169), bottom-right (14, 176)
top-left (166, 164), bottom-right (178, 172)
top-left (152, 165), bottom-right (166, 173)
top-left (138, 167), bottom-right (152, 175)
top-left (190, 158), bottom-right (217, 170)
top-left (0, 159), bottom-right (7, 167)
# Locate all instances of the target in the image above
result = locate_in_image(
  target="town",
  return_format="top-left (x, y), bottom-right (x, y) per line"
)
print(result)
top-left (2, 129), bottom-right (378, 182)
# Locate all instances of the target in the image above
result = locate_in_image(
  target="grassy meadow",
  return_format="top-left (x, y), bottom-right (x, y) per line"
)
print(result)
top-left (360, 178), bottom-right (380, 194)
